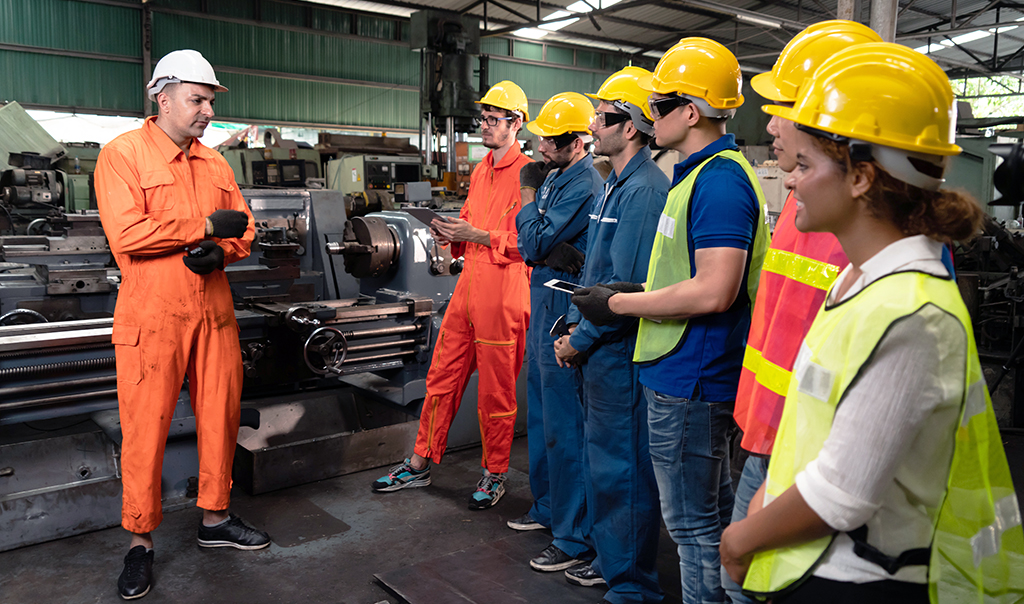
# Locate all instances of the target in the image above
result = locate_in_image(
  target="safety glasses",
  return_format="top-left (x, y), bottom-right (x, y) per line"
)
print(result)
top-left (647, 95), bottom-right (692, 120)
top-left (476, 115), bottom-right (514, 128)
top-left (541, 132), bottom-right (580, 150)
top-left (593, 111), bottom-right (630, 130)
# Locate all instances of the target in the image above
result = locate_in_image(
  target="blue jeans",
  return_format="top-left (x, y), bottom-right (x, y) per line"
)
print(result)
top-left (722, 455), bottom-right (770, 604)
top-left (645, 387), bottom-right (734, 604)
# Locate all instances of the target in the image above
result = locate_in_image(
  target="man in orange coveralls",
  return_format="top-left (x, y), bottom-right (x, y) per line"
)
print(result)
top-left (372, 80), bottom-right (533, 510)
top-left (95, 49), bottom-right (269, 601)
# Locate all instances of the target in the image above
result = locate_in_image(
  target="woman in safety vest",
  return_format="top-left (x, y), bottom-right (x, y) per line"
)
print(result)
top-left (719, 42), bottom-right (1024, 603)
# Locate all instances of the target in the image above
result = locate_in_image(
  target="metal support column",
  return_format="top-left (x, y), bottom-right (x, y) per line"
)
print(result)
top-left (837, 0), bottom-right (856, 20)
top-left (142, 3), bottom-right (153, 117)
top-left (870, 0), bottom-right (898, 42)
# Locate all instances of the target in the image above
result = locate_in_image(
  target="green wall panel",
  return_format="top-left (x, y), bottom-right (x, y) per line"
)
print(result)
top-left (576, 50), bottom-right (603, 70)
top-left (207, 0), bottom-right (257, 20)
top-left (310, 7), bottom-right (351, 34)
top-left (0, 0), bottom-right (140, 57)
top-left (0, 49), bottom-right (141, 112)
top-left (512, 40), bottom-right (543, 61)
top-left (490, 59), bottom-right (611, 104)
top-left (546, 46), bottom-right (574, 66)
top-left (152, 12), bottom-right (418, 88)
top-left (480, 37), bottom-right (509, 56)
top-left (213, 71), bottom-right (418, 130)
top-left (260, 0), bottom-right (307, 28)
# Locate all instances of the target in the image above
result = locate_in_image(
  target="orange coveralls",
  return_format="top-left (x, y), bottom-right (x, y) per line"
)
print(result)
top-left (95, 117), bottom-right (255, 534)
top-left (413, 142), bottom-right (532, 473)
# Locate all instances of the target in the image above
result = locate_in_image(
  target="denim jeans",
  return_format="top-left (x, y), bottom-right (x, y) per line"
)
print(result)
top-left (722, 455), bottom-right (770, 604)
top-left (645, 387), bottom-right (734, 604)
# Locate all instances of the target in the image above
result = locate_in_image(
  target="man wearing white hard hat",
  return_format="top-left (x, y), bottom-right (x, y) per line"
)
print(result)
top-left (95, 49), bottom-right (268, 600)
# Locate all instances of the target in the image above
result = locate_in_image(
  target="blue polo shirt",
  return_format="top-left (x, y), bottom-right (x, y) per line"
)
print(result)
top-left (638, 134), bottom-right (760, 402)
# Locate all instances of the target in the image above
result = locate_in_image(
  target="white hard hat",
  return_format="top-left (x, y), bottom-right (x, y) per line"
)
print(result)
top-left (147, 49), bottom-right (227, 100)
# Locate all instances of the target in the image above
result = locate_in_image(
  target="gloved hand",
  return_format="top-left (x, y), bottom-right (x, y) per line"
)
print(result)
top-left (571, 285), bottom-right (621, 326)
top-left (546, 242), bottom-right (585, 274)
top-left (182, 240), bottom-right (225, 275)
top-left (601, 281), bottom-right (644, 294)
top-left (520, 161), bottom-right (550, 191)
top-left (207, 209), bottom-right (249, 239)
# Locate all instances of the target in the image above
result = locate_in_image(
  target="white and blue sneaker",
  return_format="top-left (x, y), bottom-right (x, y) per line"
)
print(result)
top-left (371, 459), bottom-right (431, 492)
top-left (468, 469), bottom-right (506, 510)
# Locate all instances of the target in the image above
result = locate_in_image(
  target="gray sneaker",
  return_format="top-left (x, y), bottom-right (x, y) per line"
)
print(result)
top-left (371, 458), bottom-right (431, 492)
top-left (468, 469), bottom-right (506, 510)
top-left (507, 512), bottom-right (545, 531)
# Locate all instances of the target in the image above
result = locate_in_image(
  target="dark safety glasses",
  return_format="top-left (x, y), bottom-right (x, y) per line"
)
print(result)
top-left (593, 111), bottom-right (631, 130)
top-left (541, 132), bottom-right (580, 150)
top-left (647, 95), bottom-right (692, 120)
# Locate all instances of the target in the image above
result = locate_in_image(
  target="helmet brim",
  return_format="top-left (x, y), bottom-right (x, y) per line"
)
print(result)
top-left (750, 72), bottom-right (788, 103)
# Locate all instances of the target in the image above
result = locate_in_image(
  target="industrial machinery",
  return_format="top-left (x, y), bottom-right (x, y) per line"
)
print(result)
top-left (0, 186), bottom-right (515, 552)
top-left (326, 154), bottom-right (422, 195)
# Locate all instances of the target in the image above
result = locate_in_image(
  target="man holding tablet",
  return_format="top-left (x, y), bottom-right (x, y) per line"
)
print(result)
top-left (372, 81), bottom-right (533, 511)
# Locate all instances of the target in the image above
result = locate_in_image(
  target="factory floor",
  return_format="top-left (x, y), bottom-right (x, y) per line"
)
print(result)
top-left (0, 436), bottom-right (683, 604)
top-left (4, 433), bottom-right (1024, 604)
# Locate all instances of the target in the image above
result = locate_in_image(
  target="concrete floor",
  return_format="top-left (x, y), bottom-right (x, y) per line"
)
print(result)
top-left (0, 437), bottom-right (682, 604)
top-left (4, 432), bottom-right (1023, 604)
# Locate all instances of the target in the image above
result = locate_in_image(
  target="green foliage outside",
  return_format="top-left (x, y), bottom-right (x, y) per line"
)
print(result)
top-left (952, 76), bottom-right (1024, 117)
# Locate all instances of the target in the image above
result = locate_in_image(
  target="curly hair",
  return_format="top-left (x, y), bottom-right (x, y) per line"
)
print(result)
top-left (813, 138), bottom-right (983, 242)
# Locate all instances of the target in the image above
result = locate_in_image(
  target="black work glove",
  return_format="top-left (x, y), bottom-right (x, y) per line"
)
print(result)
top-left (546, 242), bottom-right (585, 275)
top-left (207, 209), bottom-right (250, 239)
top-left (601, 281), bottom-right (644, 294)
top-left (519, 161), bottom-right (550, 191)
top-left (182, 240), bottom-right (225, 275)
top-left (571, 285), bottom-right (622, 326)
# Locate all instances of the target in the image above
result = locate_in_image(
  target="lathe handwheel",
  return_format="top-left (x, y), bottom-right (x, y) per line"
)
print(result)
top-left (303, 326), bottom-right (348, 376)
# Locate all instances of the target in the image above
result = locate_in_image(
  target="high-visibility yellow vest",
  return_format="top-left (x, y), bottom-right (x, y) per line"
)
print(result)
top-left (743, 271), bottom-right (1024, 603)
top-left (633, 149), bottom-right (769, 363)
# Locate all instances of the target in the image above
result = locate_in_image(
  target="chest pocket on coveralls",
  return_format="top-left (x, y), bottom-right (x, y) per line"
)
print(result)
top-left (140, 170), bottom-right (175, 212)
top-left (111, 323), bottom-right (143, 385)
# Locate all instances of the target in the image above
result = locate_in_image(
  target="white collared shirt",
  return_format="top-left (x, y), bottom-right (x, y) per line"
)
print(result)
top-left (796, 235), bottom-right (965, 584)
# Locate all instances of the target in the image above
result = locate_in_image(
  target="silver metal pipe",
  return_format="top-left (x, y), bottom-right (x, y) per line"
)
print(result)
top-left (0, 375), bottom-right (115, 398)
top-left (446, 117), bottom-right (457, 174)
top-left (341, 349), bottom-right (417, 365)
top-left (337, 325), bottom-right (421, 339)
top-left (345, 338), bottom-right (420, 354)
top-left (0, 388), bottom-right (119, 412)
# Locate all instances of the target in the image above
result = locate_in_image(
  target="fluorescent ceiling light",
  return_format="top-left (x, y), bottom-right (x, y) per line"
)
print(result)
top-left (736, 13), bottom-right (782, 29)
top-left (539, 11), bottom-right (580, 31)
top-left (514, 27), bottom-right (549, 39)
top-left (914, 19), bottom-right (1024, 55)
top-left (566, 0), bottom-right (624, 13)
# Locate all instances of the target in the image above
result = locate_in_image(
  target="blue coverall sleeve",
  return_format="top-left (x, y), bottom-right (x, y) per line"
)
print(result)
top-left (569, 185), bottom-right (665, 353)
top-left (515, 177), bottom-right (594, 264)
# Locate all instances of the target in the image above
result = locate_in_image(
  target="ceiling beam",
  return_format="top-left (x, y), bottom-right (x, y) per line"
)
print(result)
top-left (482, 0), bottom-right (660, 36)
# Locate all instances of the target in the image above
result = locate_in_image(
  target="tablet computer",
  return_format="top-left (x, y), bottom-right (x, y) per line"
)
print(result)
top-left (544, 278), bottom-right (583, 294)
top-left (402, 207), bottom-right (452, 228)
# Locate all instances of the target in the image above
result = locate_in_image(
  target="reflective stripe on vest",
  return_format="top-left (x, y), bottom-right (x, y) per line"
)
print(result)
top-left (742, 271), bottom-right (1024, 602)
top-left (633, 149), bottom-right (770, 364)
top-left (762, 248), bottom-right (840, 291)
top-left (741, 347), bottom-right (792, 398)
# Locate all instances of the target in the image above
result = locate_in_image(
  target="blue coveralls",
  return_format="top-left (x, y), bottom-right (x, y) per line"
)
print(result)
top-left (516, 154), bottom-right (602, 559)
top-left (567, 146), bottom-right (668, 603)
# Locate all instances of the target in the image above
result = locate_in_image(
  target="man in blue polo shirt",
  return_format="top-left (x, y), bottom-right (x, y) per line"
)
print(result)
top-left (513, 91), bottom-right (603, 573)
top-left (572, 39), bottom-right (768, 604)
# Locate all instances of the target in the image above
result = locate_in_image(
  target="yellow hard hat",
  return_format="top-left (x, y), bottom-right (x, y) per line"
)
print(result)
top-left (526, 92), bottom-right (596, 137)
top-left (587, 66), bottom-right (655, 123)
top-left (476, 80), bottom-right (530, 122)
top-left (637, 38), bottom-right (743, 116)
top-left (764, 42), bottom-right (961, 157)
top-left (751, 20), bottom-right (882, 103)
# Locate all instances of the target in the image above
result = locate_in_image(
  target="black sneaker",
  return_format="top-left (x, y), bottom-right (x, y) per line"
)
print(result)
top-left (507, 512), bottom-right (545, 531)
top-left (117, 545), bottom-right (153, 600)
top-left (565, 563), bottom-right (606, 587)
top-left (530, 544), bottom-right (585, 572)
top-left (197, 513), bottom-right (271, 550)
